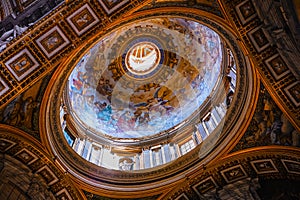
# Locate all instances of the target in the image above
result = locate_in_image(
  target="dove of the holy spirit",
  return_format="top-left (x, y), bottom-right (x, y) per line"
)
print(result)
top-left (127, 42), bottom-right (160, 73)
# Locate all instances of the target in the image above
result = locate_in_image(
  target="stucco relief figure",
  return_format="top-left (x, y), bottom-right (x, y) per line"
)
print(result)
top-left (272, 59), bottom-right (285, 74)
top-left (240, 1), bottom-right (254, 18)
top-left (223, 76), bottom-right (232, 94)
top-left (119, 158), bottom-right (134, 171)
top-left (226, 90), bottom-right (234, 108)
top-left (12, 57), bottom-right (30, 73)
top-left (76, 14), bottom-right (89, 26)
top-left (46, 36), bottom-right (58, 49)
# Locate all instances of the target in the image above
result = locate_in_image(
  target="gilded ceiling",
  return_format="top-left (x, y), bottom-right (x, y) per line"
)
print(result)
top-left (0, 0), bottom-right (299, 199)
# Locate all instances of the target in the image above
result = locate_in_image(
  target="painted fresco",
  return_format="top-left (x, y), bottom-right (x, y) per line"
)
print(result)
top-left (67, 18), bottom-right (222, 138)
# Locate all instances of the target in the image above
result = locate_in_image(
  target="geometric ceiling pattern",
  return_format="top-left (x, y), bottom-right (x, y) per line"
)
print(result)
top-left (0, 0), bottom-right (299, 132)
top-left (0, 0), bottom-right (152, 108)
top-left (222, 0), bottom-right (300, 130)
top-left (0, 125), bottom-right (82, 199)
top-left (163, 146), bottom-right (300, 199)
top-left (0, 0), bottom-right (300, 199)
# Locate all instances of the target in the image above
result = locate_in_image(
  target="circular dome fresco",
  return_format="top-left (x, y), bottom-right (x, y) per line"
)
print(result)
top-left (44, 12), bottom-right (255, 193)
top-left (67, 17), bottom-right (222, 139)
